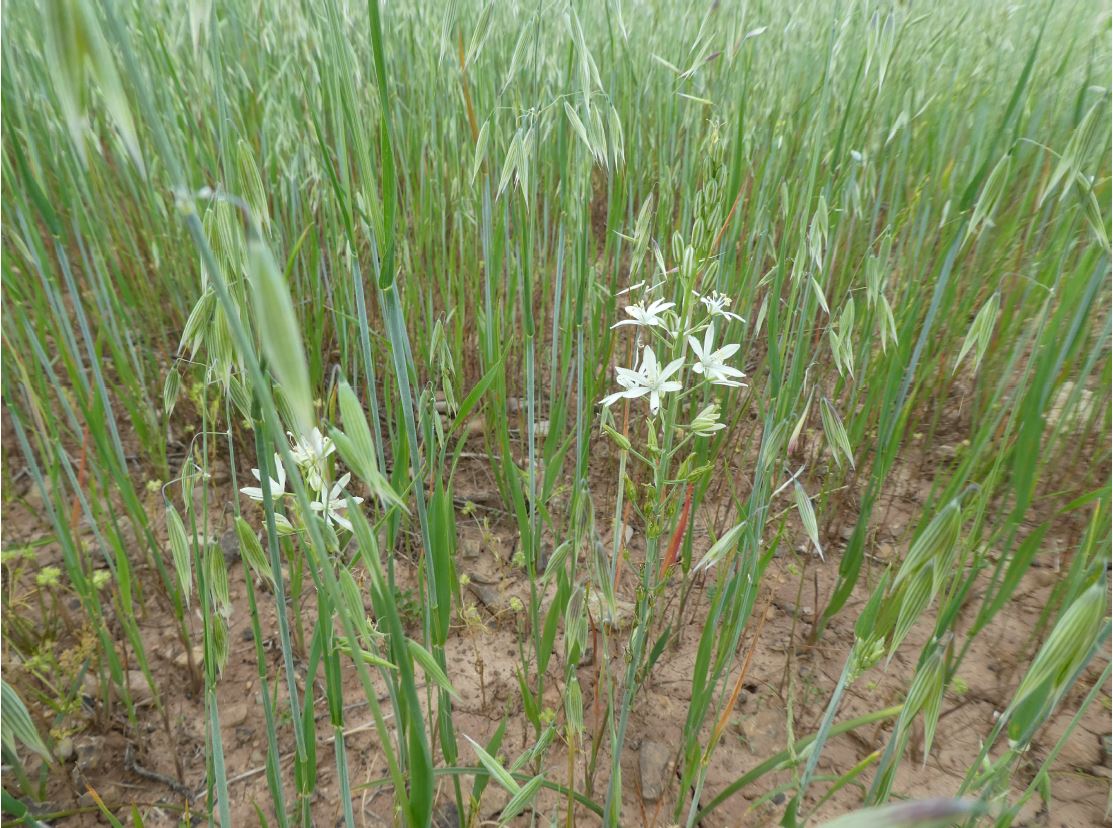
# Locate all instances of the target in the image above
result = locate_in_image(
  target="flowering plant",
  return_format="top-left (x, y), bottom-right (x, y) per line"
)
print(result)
top-left (240, 425), bottom-right (364, 534)
top-left (601, 282), bottom-right (746, 430)
top-left (595, 220), bottom-right (753, 822)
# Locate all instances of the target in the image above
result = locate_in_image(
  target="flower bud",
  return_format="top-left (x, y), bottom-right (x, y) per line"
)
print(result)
top-left (691, 402), bottom-right (726, 436)
top-left (601, 422), bottom-right (632, 452)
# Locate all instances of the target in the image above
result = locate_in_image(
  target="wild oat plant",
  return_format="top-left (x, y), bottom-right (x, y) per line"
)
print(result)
top-left (1, 0), bottom-right (1110, 826)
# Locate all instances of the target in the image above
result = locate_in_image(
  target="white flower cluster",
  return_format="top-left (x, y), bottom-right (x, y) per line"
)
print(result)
top-left (601, 287), bottom-right (746, 420)
top-left (239, 427), bottom-right (364, 532)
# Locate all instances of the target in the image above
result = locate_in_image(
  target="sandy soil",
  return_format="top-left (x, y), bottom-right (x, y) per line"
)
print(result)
top-left (2, 406), bottom-right (1110, 828)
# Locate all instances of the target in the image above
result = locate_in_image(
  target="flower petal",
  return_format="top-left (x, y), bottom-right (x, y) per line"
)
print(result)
top-left (330, 511), bottom-right (354, 532)
top-left (661, 357), bottom-right (686, 381)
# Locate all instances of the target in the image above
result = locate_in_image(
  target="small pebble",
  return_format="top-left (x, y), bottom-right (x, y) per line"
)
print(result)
top-left (220, 531), bottom-right (241, 564)
top-left (638, 739), bottom-right (673, 802)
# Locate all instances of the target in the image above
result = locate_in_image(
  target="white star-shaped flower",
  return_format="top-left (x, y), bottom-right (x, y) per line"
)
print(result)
top-left (600, 346), bottom-right (685, 415)
top-left (688, 327), bottom-right (746, 387)
top-left (611, 297), bottom-right (676, 331)
top-left (288, 427), bottom-right (335, 491)
top-left (240, 453), bottom-right (287, 502)
top-left (693, 291), bottom-right (745, 323)
top-left (309, 472), bottom-right (364, 532)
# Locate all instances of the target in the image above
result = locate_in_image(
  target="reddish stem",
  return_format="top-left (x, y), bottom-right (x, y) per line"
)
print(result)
top-left (659, 484), bottom-right (693, 579)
